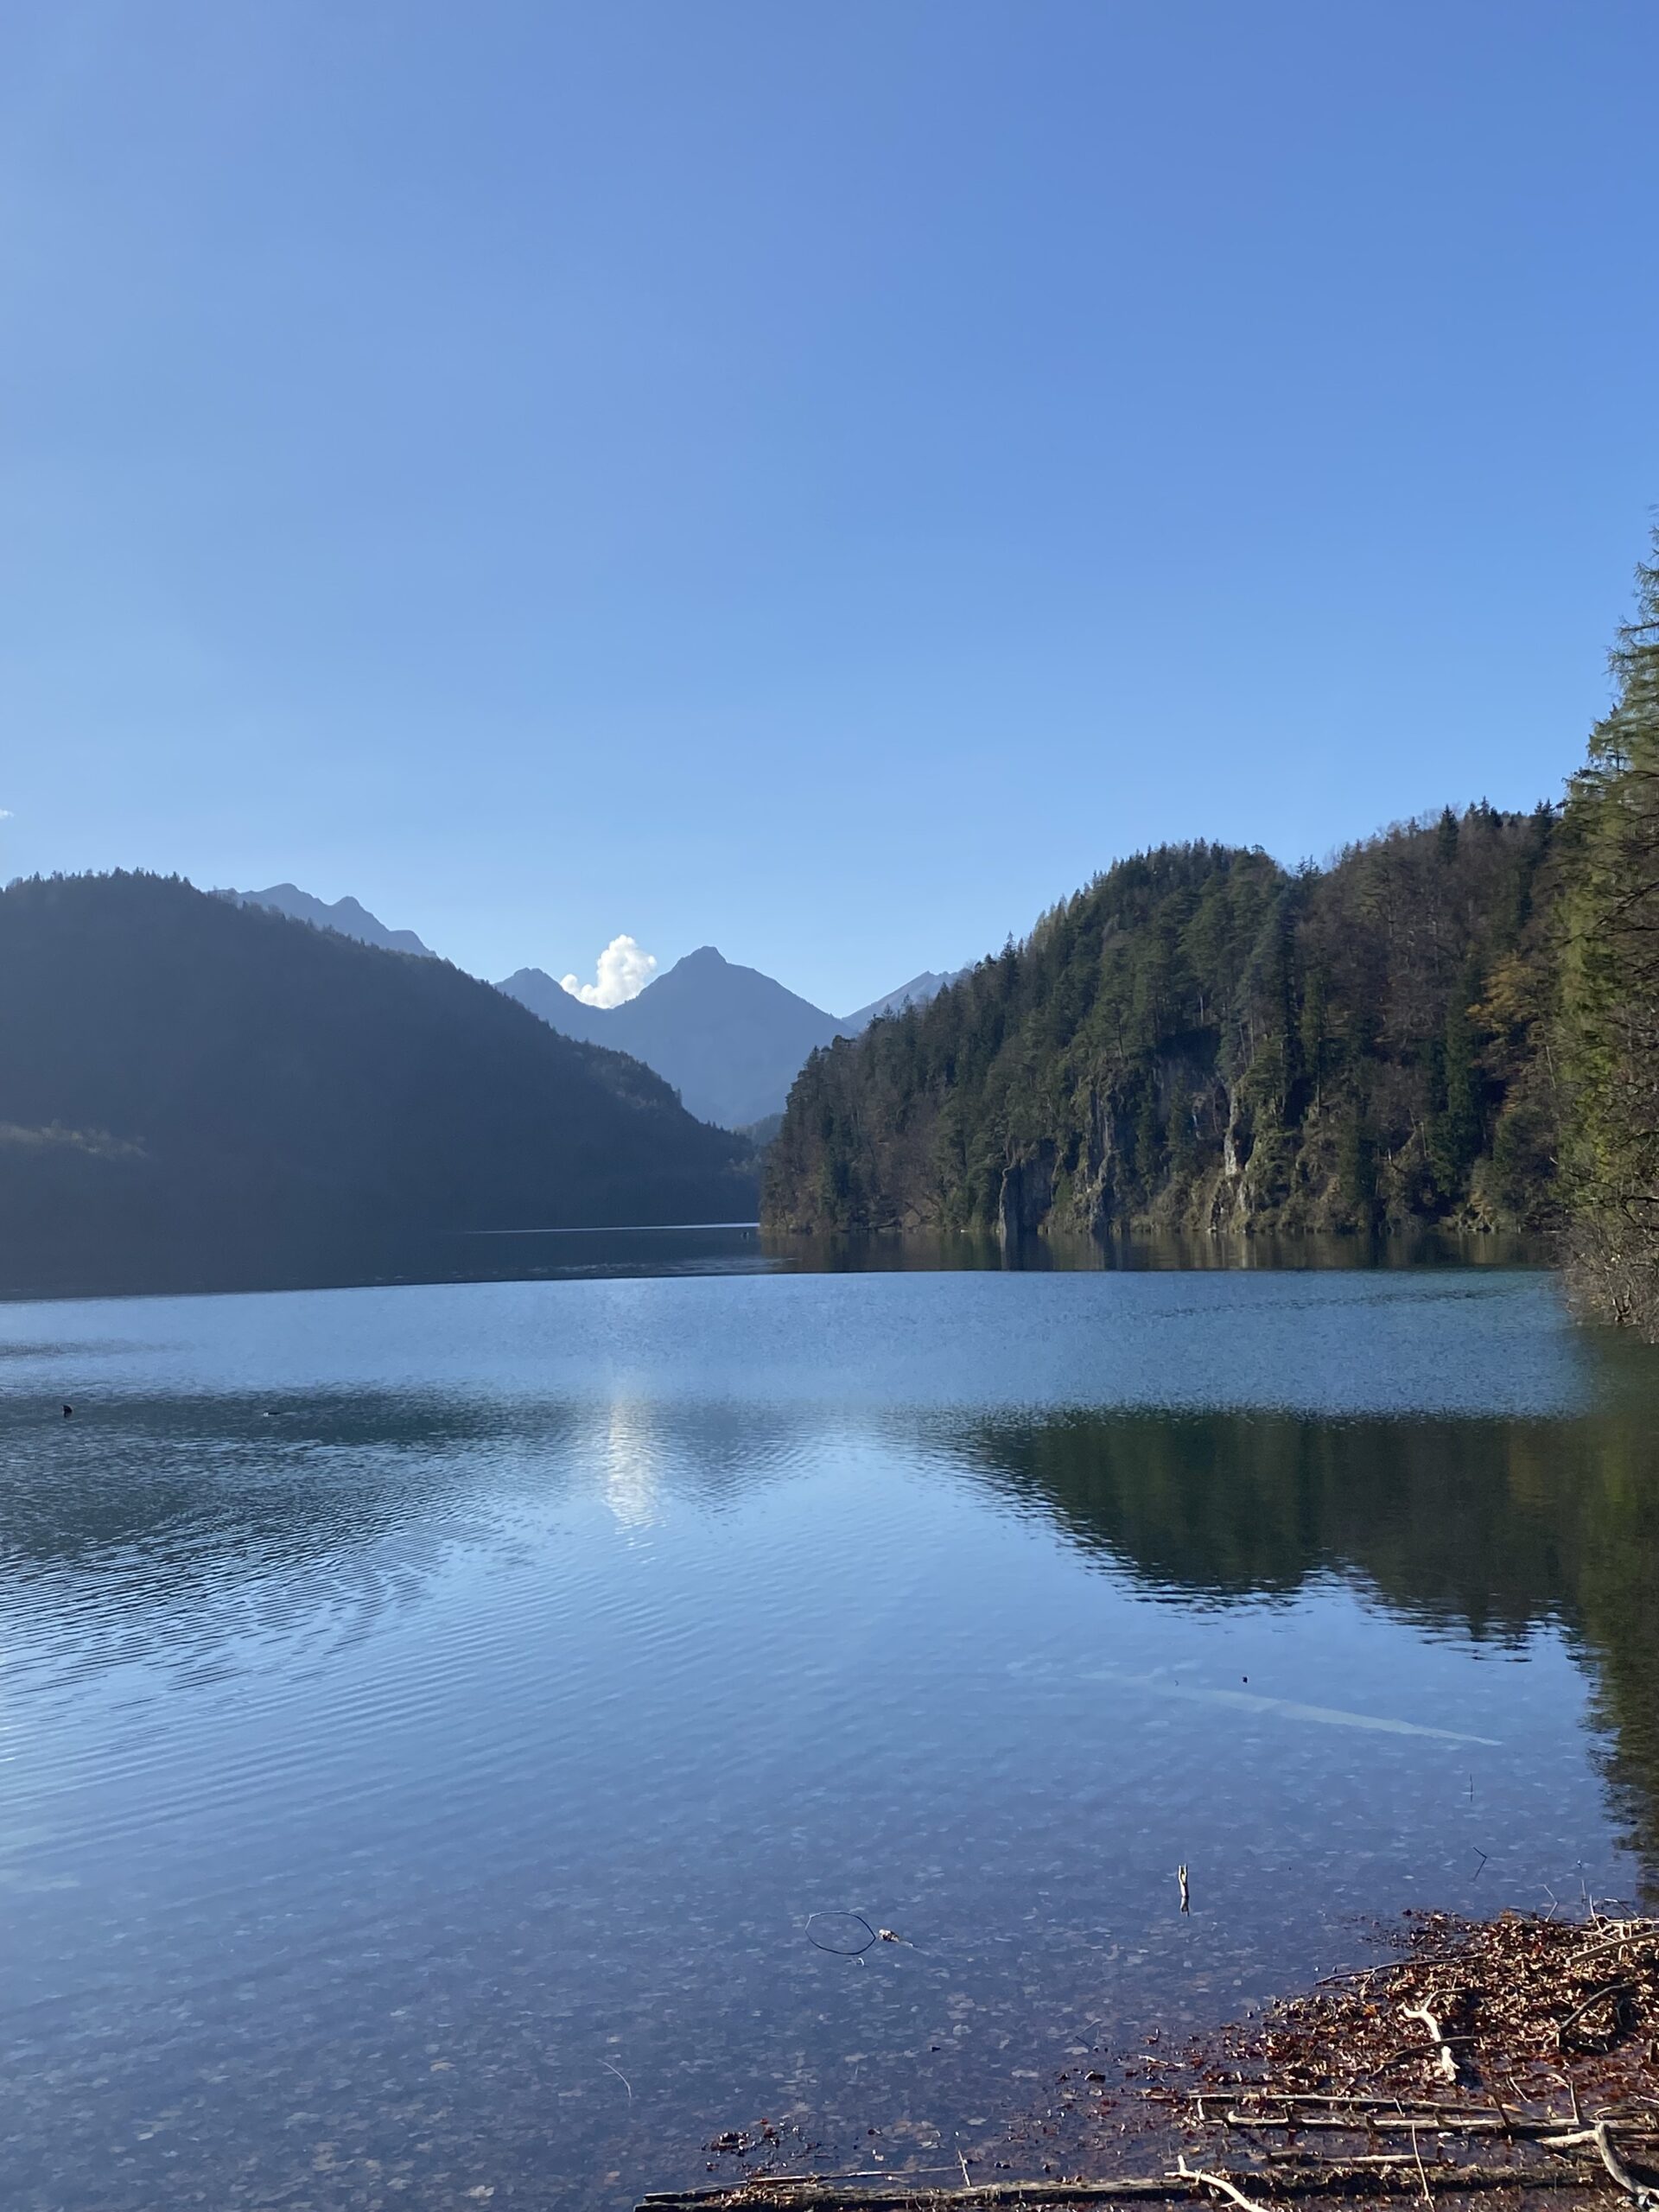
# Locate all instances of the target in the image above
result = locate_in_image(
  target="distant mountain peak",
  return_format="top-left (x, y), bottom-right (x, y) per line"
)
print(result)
top-left (499, 945), bottom-right (962, 1130)
top-left (840, 968), bottom-right (965, 1031)
top-left (227, 883), bottom-right (436, 960)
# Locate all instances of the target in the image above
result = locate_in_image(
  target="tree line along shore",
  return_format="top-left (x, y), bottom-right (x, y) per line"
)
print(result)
top-left (764, 542), bottom-right (1659, 1340)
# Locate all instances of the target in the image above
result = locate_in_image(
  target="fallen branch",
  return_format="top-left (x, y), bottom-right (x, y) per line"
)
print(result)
top-left (1174, 2155), bottom-right (1271, 2212)
top-left (1555, 1982), bottom-right (1634, 2048)
top-left (1220, 2095), bottom-right (1481, 2113)
top-left (635, 2160), bottom-right (1615, 2209)
top-left (1566, 1927), bottom-right (1650, 1969)
top-left (1592, 2120), bottom-right (1659, 2209)
top-left (1401, 2004), bottom-right (1459, 2085)
top-left (1408, 2122), bottom-right (1432, 2204)
top-left (640, 2183), bottom-right (1181, 2210)
top-left (1217, 2107), bottom-right (1659, 2144)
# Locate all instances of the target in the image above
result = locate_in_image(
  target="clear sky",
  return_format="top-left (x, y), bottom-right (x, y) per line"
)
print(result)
top-left (3, 3), bottom-right (1656, 1014)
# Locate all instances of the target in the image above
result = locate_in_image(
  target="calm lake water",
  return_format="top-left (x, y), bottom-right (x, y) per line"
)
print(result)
top-left (3, 1251), bottom-right (1659, 2210)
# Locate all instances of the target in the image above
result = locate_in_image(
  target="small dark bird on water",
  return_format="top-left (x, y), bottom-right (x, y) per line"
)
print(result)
top-left (62, 1404), bottom-right (73, 1418)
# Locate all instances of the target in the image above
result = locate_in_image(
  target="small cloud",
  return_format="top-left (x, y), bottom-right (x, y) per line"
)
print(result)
top-left (562, 934), bottom-right (657, 1009)
top-left (0, 809), bottom-right (12, 820)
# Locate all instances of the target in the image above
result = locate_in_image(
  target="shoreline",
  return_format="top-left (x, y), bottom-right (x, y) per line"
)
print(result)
top-left (652, 1909), bottom-right (1659, 2212)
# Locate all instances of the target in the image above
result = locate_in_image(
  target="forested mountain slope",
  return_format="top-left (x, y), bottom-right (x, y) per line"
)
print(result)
top-left (765, 808), bottom-right (1560, 1239)
top-left (0, 872), bottom-right (755, 1293)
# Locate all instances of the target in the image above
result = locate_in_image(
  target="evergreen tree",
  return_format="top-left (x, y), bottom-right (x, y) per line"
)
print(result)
top-left (1429, 958), bottom-right (1484, 1198)
top-left (1560, 538), bottom-right (1659, 1332)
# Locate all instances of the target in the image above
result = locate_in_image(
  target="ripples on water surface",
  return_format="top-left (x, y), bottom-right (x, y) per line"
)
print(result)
top-left (3, 1258), bottom-right (1659, 2210)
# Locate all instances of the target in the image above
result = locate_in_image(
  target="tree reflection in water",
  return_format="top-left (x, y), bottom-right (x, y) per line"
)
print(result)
top-left (960, 1401), bottom-right (1659, 1890)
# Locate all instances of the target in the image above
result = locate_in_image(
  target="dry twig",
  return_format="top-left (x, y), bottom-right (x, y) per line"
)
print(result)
top-left (1174, 2153), bottom-right (1272, 2212)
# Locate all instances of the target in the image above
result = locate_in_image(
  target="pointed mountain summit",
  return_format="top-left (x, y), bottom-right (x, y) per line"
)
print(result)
top-left (500, 945), bottom-right (844, 1129)
top-left (499, 966), bottom-right (612, 1046)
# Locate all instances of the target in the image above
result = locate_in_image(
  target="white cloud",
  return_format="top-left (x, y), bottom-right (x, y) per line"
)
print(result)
top-left (561, 934), bottom-right (657, 1009)
top-left (0, 809), bottom-right (12, 820)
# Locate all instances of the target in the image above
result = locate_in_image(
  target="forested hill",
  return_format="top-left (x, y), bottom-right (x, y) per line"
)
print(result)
top-left (0, 872), bottom-right (755, 1294)
top-left (765, 807), bottom-right (1561, 1241)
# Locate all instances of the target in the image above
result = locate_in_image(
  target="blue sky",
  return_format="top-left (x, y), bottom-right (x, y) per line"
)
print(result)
top-left (2, 3), bottom-right (1656, 1014)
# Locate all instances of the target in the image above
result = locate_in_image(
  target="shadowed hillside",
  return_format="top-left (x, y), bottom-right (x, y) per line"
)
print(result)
top-left (0, 873), bottom-right (756, 1295)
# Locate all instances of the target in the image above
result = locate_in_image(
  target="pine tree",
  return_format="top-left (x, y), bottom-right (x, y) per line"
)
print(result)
top-left (1560, 537), bottom-right (1659, 1332)
top-left (1429, 957), bottom-right (1484, 1200)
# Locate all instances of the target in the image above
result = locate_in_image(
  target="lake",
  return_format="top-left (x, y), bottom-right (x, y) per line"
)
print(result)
top-left (3, 1249), bottom-right (1658, 2210)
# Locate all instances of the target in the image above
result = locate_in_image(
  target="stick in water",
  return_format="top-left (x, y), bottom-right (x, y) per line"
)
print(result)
top-left (1175, 2154), bottom-right (1269, 2212)
top-left (1592, 2120), bottom-right (1659, 2209)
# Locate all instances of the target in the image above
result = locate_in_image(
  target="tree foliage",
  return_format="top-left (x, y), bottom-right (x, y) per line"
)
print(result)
top-left (766, 816), bottom-right (1563, 1239)
top-left (1558, 539), bottom-right (1659, 1332)
top-left (769, 535), bottom-right (1659, 1343)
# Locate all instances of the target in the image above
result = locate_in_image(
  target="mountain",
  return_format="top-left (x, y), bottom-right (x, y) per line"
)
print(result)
top-left (764, 809), bottom-right (1563, 1240)
top-left (228, 882), bottom-right (437, 958)
top-left (0, 873), bottom-right (755, 1296)
top-left (500, 946), bottom-right (849, 1128)
top-left (499, 964), bottom-right (613, 1046)
top-left (500, 951), bottom-right (967, 1128)
top-left (841, 969), bottom-right (964, 1031)
top-left (223, 890), bottom-right (957, 1129)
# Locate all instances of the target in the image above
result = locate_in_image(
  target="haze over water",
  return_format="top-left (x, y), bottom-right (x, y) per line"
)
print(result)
top-left (3, 1253), bottom-right (1657, 2210)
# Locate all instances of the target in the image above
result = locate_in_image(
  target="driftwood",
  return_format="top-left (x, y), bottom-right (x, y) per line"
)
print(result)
top-left (1589, 2123), bottom-right (1659, 2210)
top-left (1214, 2109), bottom-right (1659, 2144)
top-left (637, 2163), bottom-right (1616, 2209)
top-left (1173, 2155), bottom-right (1271, 2212)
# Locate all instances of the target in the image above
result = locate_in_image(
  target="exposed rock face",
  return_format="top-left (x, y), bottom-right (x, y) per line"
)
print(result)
top-left (995, 1146), bottom-right (1055, 1243)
